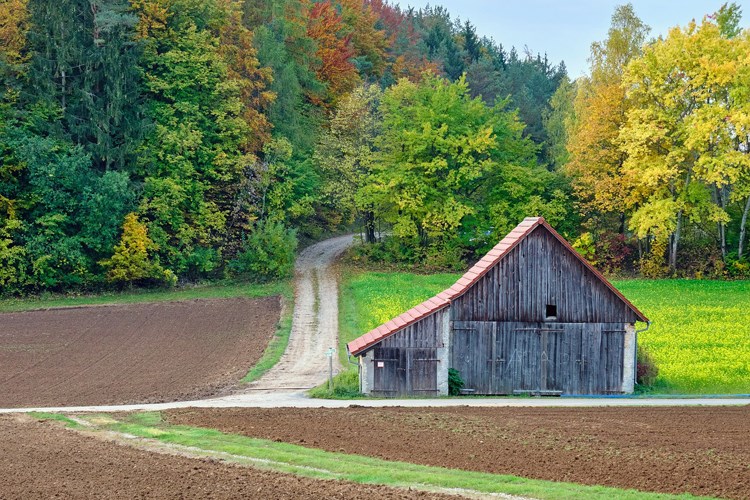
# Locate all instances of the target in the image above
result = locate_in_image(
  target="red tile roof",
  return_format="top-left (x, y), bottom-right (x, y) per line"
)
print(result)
top-left (347, 217), bottom-right (648, 356)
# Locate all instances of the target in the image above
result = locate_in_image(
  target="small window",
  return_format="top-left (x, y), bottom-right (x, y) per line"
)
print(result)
top-left (545, 304), bottom-right (557, 320)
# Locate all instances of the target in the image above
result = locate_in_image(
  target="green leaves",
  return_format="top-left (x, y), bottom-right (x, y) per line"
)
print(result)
top-left (365, 73), bottom-right (541, 262)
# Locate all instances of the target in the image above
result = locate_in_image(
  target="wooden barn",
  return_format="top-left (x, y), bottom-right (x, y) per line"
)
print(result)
top-left (347, 217), bottom-right (649, 397)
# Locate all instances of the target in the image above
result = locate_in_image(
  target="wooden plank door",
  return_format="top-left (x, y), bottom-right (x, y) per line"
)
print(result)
top-left (408, 348), bottom-right (439, 394)
top-left (505, 327), bottom-right (542, 392)
top-left (372, 347), bottom-right (404, 395)
top-left (451, 322), bottom-right (492, 394)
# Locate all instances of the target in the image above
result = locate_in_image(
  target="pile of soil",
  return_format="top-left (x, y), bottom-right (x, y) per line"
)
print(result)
top-left (165, 405), bottom-right (750, 499)
top-left (0, 297), bottom-right (280, 408)
top-left (0, 416), bottom-right (447, 499)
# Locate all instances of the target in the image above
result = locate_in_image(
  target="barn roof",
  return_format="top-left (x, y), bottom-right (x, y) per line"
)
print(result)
top-left (347, 217), bottom-right (649, 356)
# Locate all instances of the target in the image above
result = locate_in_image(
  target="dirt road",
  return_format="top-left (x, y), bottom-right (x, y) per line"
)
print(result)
top-left (0, 232), bottom-right (748, 412)
top-left (246, 235), bottom-right (354, 391)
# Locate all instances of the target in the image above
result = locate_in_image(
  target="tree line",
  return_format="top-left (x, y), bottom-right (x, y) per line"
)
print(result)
top-left (550, 3), bottom-right (750, 278)
top-left (0, 1), bottom-right (747, 295)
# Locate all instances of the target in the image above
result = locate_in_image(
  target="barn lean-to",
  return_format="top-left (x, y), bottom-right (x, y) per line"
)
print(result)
top-left (347, 217), bottom-right (649, 396)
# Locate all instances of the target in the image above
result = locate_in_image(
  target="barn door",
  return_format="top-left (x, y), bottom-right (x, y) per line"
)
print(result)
top-left (451, 322), bottom-right (492, 394)
top-left (372, 347), bottom-right (404, 395)
top-left (408, 348), bottom-right (439, 394)
top-left (497, 327), bottom-right (543, 392)
top-left (552, 325), bottom-right (626, 395)
top-left (495, 326), bottom-right (564, 394)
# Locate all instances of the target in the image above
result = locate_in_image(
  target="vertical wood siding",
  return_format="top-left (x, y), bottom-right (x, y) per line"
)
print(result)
top-left (371, 311), bottom-right (444, 396)
top-left (451, 227), bottom-right (640, 323)
top-left (451, 321), bottom-right (626, 395)
top-left (366, 225), bottom-right (638, 396)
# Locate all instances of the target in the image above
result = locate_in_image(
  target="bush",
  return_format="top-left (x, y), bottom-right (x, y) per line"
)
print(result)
top-left (228, 220), bottom-right (298, 282)
top-left (308, 370), bottom-right (361, 399)
top-left (100, 213), bottom-right (176, 288)
top-left (448, 368), bottom-right (465, 396)
top-left (349, 236), bottom-right (465, 272)
top-left (725, 253), bottom-right (750, 279)
top-left (636, 345), bottom-right (659, 388)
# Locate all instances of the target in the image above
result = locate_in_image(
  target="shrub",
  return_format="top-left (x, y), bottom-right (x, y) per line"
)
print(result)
top-left (448, 368), bottom-right (465, 396)
top-left (725, 253), bottom-right (750, 279)
top-left (100, 213), bottom-right (176, 287)
top-left (228, 220), bottom-right (298, 282)
top-left (636, 345), bottom-right (659, 387)
top-left (308, 370), bottom-right (361, 399)
top-left (640, 240), bottom-right (669, 278)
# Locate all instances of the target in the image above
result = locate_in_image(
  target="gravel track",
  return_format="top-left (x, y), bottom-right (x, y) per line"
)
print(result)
top-left (245, 234), bottom-right (354, 391)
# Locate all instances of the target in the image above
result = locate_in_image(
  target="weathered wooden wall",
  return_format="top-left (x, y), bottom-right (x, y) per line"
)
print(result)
top-left (451, 227), bottom-right (640, 324)
top-left (451, 321), bottom-right (626, 395)
top-left (370, 310), bottom-right (445, 396)
top-left (365, 225), bottom-right (639, 397)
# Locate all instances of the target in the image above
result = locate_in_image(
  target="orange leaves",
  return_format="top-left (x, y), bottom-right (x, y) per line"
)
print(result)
top-left (216, 0), bottom-right (274, 153)
top-left (307, 0), bottom-right (359, 101)
top-left (339, 0), bottom-right (388, 77)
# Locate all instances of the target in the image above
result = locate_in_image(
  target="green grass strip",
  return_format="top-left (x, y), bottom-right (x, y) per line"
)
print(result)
top-left (0, 281), bottom-right (291, 313)
top-left (28, 412), bottom-right (85, 429)
top-left (241, 295), bottom-right (294, 383)
top-left (87, 413), bottom-right (711, 500)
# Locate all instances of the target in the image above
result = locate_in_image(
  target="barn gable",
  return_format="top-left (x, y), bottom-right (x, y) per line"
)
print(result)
top-left (451, 224), bottom-right (644, 323)
top-left (348, 217), bottom-right (647, 357)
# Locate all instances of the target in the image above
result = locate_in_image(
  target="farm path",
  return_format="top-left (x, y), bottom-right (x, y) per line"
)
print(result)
top-left (245, 234), bottom-right (354, 392)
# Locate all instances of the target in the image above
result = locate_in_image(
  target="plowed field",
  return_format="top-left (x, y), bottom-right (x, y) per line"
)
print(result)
top-left (165, 406), bottom-right (750, 499)
top-left (0, 416), bottom-right (446, 499)
top-left (0, 297), bottom-right (279, 408)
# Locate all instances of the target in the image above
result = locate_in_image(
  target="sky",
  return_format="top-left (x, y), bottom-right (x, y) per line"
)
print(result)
top-left (392, 1), bottom-right (750, 77)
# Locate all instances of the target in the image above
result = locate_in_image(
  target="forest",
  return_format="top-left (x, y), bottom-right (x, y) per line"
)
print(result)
top-left (0, 0), bottom-right (748, 294)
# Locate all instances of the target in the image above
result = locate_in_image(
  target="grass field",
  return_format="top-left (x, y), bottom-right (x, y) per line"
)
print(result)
top-left (339, 272), bottom-right (750, 394)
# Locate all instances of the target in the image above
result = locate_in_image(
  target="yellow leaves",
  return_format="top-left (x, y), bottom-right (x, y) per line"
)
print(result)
top-left (130, 0), bottom-right (170, 40)
top-left (0, 0), bottom-right (29, 67)
top-left (617, 11), bottom-right (750, 240)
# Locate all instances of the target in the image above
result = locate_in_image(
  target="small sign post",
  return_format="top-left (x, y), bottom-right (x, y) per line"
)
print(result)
top-left (325, 347), bottom-right (335, 391)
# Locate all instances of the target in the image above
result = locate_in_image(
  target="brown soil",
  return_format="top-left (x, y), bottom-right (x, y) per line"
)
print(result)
top-left (0, 298), bottom-right (280, 408)
top-left (0, 416), bottom-right (448, 499)
top-left (165, 406), bottom-right (750, 499)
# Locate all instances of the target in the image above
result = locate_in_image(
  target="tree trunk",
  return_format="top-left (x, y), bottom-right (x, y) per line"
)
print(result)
top-left (669, 210), bottom-right (683, 273)
top-left (364, 209), bottom-right (376, 244)
top-left (740, 195), bottom-right (750, 259)
top-left (716, 186), bottom-right (727, 261)
top-left (61, 70), bottom-right (66, 112)
top-left (637, 237), bottom-right (643, 262)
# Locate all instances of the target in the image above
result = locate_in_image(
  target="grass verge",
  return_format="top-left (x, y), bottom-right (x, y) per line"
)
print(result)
top-left (307, 370), bottom-right (362, 398)
top-left (339, 270), bottom-right (750, 395)
top-left (241, 293), bottom-right (294, 384)
top-left (28, 412), bottom-right (84, 429)
top-left (59, 412), bottom-right (709, 500)
top-left (0, 281), bottom-right (291, 313)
